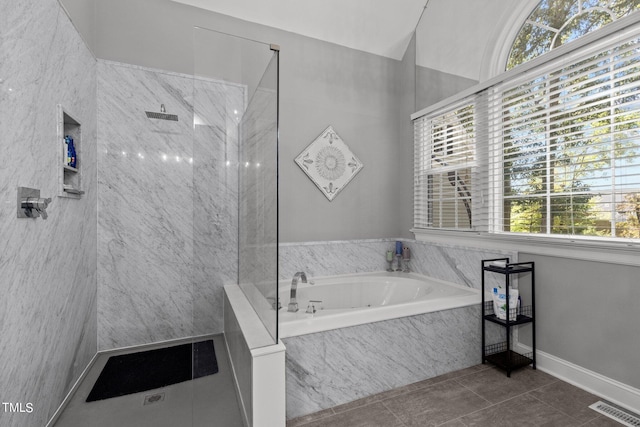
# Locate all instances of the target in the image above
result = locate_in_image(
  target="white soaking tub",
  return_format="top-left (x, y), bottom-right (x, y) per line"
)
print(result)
top-left (278, 271), bottom-right (480, 338)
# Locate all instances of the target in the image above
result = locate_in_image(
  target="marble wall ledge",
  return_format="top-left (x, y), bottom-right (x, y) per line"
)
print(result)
top-left (279, 238), bottom-right (517, 290)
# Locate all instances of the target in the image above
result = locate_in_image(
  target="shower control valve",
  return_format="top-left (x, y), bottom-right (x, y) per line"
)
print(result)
top-left (17, 187), bottom-right (53, 220)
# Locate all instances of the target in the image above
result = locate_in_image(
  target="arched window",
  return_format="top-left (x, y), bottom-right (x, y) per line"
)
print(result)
top-left (414, 4), bottom-right (640, 241)
top-left (507, 0), bottom-right (640, 70)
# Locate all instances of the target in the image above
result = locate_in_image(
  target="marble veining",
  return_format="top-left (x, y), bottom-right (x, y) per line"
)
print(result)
top-left (280, 238), bottom-right (514, 418)
top-left (282, 305), bottom-right (483, 419)
top-left (193, 79), bottom-right (243, 336)
top-left (279, 239), bottom-right (391, 280)
top-left (97, 61), bottom-right (244, 349)
top-left (0, 1), bottom-right (97, 426)
top-left (408, 241), bottom-right (515, 290)
top-left (280, 238), bottom-right (515, 290)
top-left (97, 61), bottom-right (195, 350)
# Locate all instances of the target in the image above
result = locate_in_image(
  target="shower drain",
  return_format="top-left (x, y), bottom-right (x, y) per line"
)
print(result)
top-left (589, 401), bottom-right (640, 426)
top-left (143, 392), bottom-right (165, 406)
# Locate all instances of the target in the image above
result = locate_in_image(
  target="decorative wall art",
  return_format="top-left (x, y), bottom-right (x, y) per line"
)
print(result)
top-left (294, 126), bottom-right (364, 201)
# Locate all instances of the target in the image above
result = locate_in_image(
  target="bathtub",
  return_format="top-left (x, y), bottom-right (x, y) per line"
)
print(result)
top-left (278, 271), bottom-right (480, 338)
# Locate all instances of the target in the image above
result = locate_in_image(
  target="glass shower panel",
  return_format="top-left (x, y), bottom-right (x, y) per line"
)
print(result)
top-left (193, 27), bottom-right (279, 344)
top-left (238, 52), bottom-right (279, 343)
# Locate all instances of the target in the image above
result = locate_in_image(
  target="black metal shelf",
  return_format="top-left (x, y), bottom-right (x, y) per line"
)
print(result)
top-left (484, 343), bottom-right (533, 371)
top-left (481, 258), bottom-right (536, 377)
top-left (483, 302), bottom-right (533, 326)
top-left (483, 264), bottom-right (534, 274)
top-left (483, 313), bottom-right (533, 326)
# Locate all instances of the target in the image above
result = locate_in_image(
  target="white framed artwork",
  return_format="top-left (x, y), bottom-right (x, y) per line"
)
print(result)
top-left (294, 126), bottom-right (363, 201)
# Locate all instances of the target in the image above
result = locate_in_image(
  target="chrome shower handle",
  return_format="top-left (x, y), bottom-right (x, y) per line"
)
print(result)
top-left (34, 197), bottom-right (52, 219)
top-left (21, 196), bottom-right (52, 220)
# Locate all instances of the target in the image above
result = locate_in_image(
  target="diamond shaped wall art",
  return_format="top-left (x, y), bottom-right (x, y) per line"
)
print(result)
top-left (294, 126), bottom-right (363, 201)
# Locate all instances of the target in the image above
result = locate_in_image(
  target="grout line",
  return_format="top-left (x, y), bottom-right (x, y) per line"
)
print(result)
top-left (527, 392), bottom-right (574, 418)
top-left (291, 367), bottom-right (604, 427)
top-left (578, 415), bottom-right (607, 426)
top-left (435, 415), bottom-right (470, 427)
top-left (527, 391), bottom-right (601, 425)
top-left (457, 368), bottom-right (561, 407)
top-left (332, 395), bottom-right (385, 414)
top-left (448, 392), bottom-right (534, 423)
top-left (381, 400), bottom-right (409, 427)
top-left (452, 378), bottom-right (494, 407)
top-left (286, 407), bottom-right (337, 427)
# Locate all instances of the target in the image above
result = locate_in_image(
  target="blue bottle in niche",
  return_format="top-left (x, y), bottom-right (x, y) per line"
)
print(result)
top-left (64, 136), bottom-right (72, 166)
top-left (68, 137), bottom-right (77, 168)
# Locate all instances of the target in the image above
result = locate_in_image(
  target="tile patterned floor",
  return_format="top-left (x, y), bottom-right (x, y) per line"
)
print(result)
top-left (53, 335), bottom-right (243, 427)
top-left (287, 365), bottom-right (624, 427)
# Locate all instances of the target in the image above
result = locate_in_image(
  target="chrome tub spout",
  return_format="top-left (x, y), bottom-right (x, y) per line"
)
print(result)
top-left (288, 272), bottom-right (307, 312)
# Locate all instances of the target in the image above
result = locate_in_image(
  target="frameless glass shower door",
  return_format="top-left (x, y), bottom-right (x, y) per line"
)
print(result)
top-left (238, 50), bottom-right (280, 343)
top-left (193, 27), bottom-right (279, 345)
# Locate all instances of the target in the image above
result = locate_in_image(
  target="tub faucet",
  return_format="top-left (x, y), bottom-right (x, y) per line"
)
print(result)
top-left (288, 271), bottom-right (307, 312)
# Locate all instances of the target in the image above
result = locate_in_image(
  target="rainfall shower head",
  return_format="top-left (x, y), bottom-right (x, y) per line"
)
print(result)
top-left (145, 104), bottom-right (178, 121)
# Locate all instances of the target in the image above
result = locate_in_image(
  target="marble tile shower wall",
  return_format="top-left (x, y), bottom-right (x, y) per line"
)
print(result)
top-left (279, 239), bottom-right (516, 290)
top-left (0, 1), bottom-right (97, 426)
top-left (193, 78), bottom-right (243, 337)
top-left (97, 60), bottom-right (243, 350)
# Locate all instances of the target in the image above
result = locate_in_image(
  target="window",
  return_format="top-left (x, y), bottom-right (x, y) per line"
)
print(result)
top-left (414, 102), bottom-right (476, 230)
top-left (493, 35), bottom-right (640, 238)
top-left (507, 0), bottom-right (640, 70)
top-left (413, 18), bottom-right (640, 241)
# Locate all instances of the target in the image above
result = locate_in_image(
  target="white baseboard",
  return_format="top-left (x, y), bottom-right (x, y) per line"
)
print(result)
top-left (514, 343), bottom-right (640, 413)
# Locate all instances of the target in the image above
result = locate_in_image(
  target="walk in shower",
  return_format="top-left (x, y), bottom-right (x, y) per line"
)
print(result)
top-left (49, 23), bottom-right (281, 427)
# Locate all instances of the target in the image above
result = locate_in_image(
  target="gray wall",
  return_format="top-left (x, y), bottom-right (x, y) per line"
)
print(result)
top-left (61, 0), bottom-right (415, 242)
top-left (0, 1), bottom-right (98, 426)
top-left (57, 0), bottom-right (96, 51)
top-left (517, 254), bottom-right (640, 390)
top-left (416, 65), bottom-right (479, 113)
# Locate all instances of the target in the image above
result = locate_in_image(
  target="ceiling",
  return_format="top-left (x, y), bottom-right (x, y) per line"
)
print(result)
top-left (171, 0), bottom-right (428, 60)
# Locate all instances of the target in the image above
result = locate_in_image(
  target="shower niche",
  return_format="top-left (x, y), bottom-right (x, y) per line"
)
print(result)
top-left (57, 105), bottom-right (84, 198)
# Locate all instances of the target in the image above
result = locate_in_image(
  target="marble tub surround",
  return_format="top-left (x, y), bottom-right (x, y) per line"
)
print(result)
top-left (279, 239), bottom-right (515, 291)
top-left (280, 238), bottom-right (515, 419)
top-left (97, 60), bottom-right (244, 349)
top-left (279, 239), bottom-right (396, 280)
top-left (0, 1), bottom-right (98, 426)
top-left (282, 305), bottom-right (484, 419)
top-left (407, 240), bottom-right (517, 291)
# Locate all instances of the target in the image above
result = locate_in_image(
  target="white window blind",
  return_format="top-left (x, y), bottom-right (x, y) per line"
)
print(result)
top-left (413, 23), bottom-right (640, 241)
top-left (414, 101), bottom-right (477, 230)
top-left (490, 33), bottom-right (640, 238)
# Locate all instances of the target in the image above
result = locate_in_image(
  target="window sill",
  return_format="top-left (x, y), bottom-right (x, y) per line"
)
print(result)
top-left (411, 228), bottom-right (640, 267)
